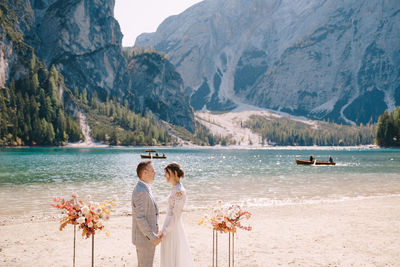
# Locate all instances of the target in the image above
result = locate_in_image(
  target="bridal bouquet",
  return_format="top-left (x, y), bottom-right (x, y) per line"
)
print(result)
top-left (52, 193), bottom-right (118, 238)
top-left (197, 202), bottom-right (252, 233)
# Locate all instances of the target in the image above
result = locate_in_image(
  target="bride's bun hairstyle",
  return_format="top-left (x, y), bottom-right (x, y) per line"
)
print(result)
top-left (164, 162), bottom-right (184, 179)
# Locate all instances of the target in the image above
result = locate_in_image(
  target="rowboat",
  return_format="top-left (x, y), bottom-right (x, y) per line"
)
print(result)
top-left (314, 160), bottom-right (335, 165)
top-left (140, 150), bottom-right (166, 159)
top-left (140, 154), bottom-right (167, 159)
top-left (295, 159), bottom-right (336, 165)
top-left (295, 159), bottom-right (314, 165)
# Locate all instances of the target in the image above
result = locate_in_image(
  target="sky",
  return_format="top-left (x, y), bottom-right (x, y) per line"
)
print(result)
top-left (114, 0), bottom-right (203, 47)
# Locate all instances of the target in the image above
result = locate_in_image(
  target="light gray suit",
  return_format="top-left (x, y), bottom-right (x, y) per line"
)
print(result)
top-left (132, 181), bottom-right (159, 267)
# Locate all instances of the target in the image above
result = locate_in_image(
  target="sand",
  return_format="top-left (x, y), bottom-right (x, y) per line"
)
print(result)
top-left (1, 196), bottom-right (399, 266)
top-left (195, 108), bottom-right (318, 147)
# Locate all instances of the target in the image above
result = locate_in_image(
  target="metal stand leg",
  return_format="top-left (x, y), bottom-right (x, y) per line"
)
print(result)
top-left (212, 230), bottom-right (214, 267)
top-left (212, 230), bottom-right (218, 267)
top-left (232, 233), bottom-right (235, 267)
top-left (91, 234), bottom-right (94, 267)
top-left (229, 233), bottom-right (231, 267)
top-left (73, 225), bottom-right (76, 267)
top-left (213, 230), bottom-right (235, 267)
top-left (216, 231), bottom-right (218, 267)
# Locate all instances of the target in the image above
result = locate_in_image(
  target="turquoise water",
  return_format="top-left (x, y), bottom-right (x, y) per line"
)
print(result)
top-left (0, 147), bottom-right (399, 217)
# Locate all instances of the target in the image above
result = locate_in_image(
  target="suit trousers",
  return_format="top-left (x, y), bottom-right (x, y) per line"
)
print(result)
top-left (136, 246), bottom-right (155, 267)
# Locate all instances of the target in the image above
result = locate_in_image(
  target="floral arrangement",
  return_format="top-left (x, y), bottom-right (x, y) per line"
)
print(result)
top-left (197, 201), bottom-right (252, 233)
top-left (52, 193), bottom-right (118, 238)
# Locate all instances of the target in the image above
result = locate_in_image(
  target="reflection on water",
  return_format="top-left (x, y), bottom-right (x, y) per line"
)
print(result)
top-left (0, 147), bottom-right (399, 217)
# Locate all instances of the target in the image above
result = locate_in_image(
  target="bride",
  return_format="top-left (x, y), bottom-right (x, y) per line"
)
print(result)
top-left (159, 162), bottom-right (195, 267)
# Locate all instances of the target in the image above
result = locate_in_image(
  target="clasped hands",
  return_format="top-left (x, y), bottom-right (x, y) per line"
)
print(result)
top-left (152, 232), bottom-right (164, 246)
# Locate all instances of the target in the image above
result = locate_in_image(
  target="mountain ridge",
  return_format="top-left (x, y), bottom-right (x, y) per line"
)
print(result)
top-left (136, 0), bottom-right (400, 125)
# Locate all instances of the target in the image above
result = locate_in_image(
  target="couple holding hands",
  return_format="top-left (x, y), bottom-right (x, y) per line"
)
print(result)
top-left (132, 161), bottom-right (195, 267)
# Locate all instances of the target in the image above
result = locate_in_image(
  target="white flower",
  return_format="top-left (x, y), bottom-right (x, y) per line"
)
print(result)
top-left (88, 222), bottom-right (93, 228)
top-left (97, 221), bottom-right (103, 227)
top-left (81, 206), bottom-right (90, 215)
top-left (90, 205), bottom-right (96, 212)
top-left (76, 217), bottom-right (85, 224)
top-left (226, 221), bottom-right (232, 228)
top-left (95, 207), bottom-right (102, 215)
top-left (227, 211), bottom-right (234, 220)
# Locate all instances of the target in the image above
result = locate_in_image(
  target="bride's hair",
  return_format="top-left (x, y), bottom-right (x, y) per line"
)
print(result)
top-left (164, 162), bottom-right (184, 178)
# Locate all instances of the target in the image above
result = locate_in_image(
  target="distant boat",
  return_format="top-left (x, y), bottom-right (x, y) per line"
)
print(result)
top-left (140, 149), bottom-right (166, 159)
top-left (295, 159), bottom-right (336, 165)
top-left (314, 160), bottom-right (336, 166)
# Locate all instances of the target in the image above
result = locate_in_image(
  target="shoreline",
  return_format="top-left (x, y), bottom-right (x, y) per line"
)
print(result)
top-left (0, 144), bottom-right (383, 150)
top-left (1, 196), bottom-right (399, 266)
top-left (2, 192), bottom-right (400, 227)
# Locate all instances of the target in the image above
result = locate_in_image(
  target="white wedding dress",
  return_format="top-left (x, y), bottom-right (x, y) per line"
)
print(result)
top-left (160, 183), bottom-right (195, 267)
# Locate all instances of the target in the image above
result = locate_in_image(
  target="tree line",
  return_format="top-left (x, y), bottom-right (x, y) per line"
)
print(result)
top-left (0, 57), bottom-right (81, 146)
top-left (73, 90), bottom-right (171, 146)
top-left (375, 107), bottom-right (400, 147)
top-left (244, 115), bottom-right (376, 146)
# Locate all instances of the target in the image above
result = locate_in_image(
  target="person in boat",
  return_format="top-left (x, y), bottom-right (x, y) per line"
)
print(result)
top-left (329, 156), bottom-right (333, 163)
top-left (155, 152), bottom-right (159, 157)
top-left (309, 155), bottom-right (314, 162)
top-left (162, 153), bottom-right (165, 157)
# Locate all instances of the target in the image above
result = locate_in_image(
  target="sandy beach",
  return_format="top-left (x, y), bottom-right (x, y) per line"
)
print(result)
top-left (1, 196), bottom-right (399, 266)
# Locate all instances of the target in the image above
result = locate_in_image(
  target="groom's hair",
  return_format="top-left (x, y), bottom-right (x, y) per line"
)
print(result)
top-left (136, 160), bottom-right (152, 178)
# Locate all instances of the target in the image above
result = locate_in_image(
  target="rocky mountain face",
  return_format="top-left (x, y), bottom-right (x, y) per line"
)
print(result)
top-left (126, 52), bottom-right (195, 131)
top-left (29, 0), bottom-right (127, 99)
top-left (136, 0), bottom-right (400, 125)
top-left (0, 0), bottom-right (195, 131)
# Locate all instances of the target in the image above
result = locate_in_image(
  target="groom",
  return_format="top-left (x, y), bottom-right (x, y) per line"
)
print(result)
top-left (132, 161), bottom-right (162, 267)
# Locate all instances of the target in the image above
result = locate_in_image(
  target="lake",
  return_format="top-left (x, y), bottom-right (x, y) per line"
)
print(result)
top-left (0, 147), bottom-right (399, 218)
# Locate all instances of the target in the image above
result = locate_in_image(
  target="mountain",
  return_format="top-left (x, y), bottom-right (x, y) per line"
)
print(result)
top-left (30, 0), bottom-right (128, 99)
top-left (135, 0), bottom-right (400, 125)
top-left (0, 0), bottom-right (195, 139)
top-left (126, 51), bottom-right (195, 132)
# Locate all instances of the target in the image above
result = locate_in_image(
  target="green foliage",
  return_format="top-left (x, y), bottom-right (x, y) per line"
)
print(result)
top-left (375, 107), bottom-right (400, 147)
top-left (77, 95), bottom-right (171, 146)
top-left (0, 1), bottom-right (81, 146)
top-left (124, 46), bottom-right (167, 61)
top-left (244, 116), bottom-right (376, 146)
top-left (0, 0), bottom-right (35, 58)
top-left (0, 60), bottom-right (81, 146)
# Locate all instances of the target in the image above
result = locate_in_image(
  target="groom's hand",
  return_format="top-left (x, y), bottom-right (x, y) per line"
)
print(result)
top-left (153, 237), bottom-right (162, 246)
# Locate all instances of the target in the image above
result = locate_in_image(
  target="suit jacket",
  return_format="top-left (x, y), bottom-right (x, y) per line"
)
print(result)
top-left (132, 181), bottom-right (159, 248)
